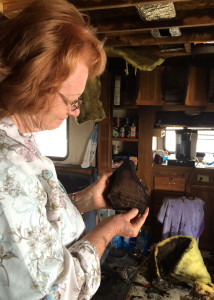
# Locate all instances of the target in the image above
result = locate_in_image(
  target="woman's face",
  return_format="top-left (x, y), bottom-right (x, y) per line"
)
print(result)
top-left (39, 60), bottom-right (89, 131)
top-left (11, 60), bottom-right (89, 133)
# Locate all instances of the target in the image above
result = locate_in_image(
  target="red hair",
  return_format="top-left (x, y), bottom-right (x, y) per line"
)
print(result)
top-left (0, 0), bottom-right (106, 118)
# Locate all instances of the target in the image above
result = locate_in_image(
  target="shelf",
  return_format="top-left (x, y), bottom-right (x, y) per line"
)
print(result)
top-left (112, 137), bottom-right (138, 142)
top-left (114, 104), bottom-right (214, 112)
top-left (113, 105), bottom-right (140, 110)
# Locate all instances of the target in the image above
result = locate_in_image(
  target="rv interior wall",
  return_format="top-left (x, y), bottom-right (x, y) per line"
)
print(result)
top-left (54, 117), bottom-right (96, 166)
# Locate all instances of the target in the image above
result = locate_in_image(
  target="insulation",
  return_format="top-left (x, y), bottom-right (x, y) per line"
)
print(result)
top-left (149, 236), bottom-right (212, 287)
top-left (106, 46), bottom-right (164, 71)
top-left (76, 76), bottom-right (106, 125)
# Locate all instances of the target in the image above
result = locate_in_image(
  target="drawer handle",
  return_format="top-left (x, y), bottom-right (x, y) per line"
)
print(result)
top-left (164, 182), bottom-right (176, 185)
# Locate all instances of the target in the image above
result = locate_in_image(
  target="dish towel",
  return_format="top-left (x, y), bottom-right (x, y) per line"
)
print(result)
top-left (157, 196), bottom-right (205, 240)
top-left (81, 124), bottom-right (98, 168)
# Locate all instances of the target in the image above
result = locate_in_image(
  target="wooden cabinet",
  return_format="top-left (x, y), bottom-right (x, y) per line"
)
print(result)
top-left (135, 64), bottom-right (209, 107)
top-left (185, 66), bottom-right (208, 106)
top-left (97, 73), bottom-right (112, 175)
top-left (136, 68), bottom-right (163, 106)
top-left (154, 176), bottom-right (185, 192)
top-left (150, 170), bottom-right (187, 243)
top-left (98, 58), bottom-right (154, 192)
top-left (112, 111), bottom-right (139, 170)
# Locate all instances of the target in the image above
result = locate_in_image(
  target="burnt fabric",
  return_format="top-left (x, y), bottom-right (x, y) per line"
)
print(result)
top-left (157, 196), bottom-right (205, 240)
top-left (106, 160), bottom-right (149, 212)
top-left (149, 236), bottom-right (212, 287)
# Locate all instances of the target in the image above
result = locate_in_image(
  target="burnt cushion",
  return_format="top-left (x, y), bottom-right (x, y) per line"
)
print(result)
top-left (106, 160), bottom-right (149, 212)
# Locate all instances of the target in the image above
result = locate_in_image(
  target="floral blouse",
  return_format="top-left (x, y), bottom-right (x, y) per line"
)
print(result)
top-left (0, 118), bottom-right (100, 300)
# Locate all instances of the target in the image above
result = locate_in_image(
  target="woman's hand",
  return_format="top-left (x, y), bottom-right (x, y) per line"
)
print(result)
top-left (99, 207), bottom-right (149, 238)
top-left (83, 207), bottom-right (149, 258)
top-left (70, 171), bottom-right (113, 213)
top-left (89, 172), bottom-right (113, 209)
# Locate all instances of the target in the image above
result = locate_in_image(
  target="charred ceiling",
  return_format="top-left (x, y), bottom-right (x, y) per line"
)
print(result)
top-left (1, 0), bottom-right (214, 67)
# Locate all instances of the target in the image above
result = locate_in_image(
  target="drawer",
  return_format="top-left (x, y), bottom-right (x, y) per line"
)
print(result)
top-left (154, 176), bottom-right (185, 192)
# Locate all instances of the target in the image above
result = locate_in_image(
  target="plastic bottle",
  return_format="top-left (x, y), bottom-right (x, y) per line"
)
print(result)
top-left (130, 123), bottom-right (136, 138)
top-left (124, 117), bottom-right (130, 138)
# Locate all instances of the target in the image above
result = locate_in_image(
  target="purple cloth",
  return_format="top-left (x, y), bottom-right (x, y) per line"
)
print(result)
top-left (157, 196), bottom-right (205, 240)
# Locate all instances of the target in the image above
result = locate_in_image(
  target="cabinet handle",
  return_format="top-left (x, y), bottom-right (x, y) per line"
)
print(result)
top-left (164, 182), bottom-right (176, 185)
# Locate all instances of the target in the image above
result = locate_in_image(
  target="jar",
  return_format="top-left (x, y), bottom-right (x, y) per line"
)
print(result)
top-left (113, 145), bottom-right (119, 154)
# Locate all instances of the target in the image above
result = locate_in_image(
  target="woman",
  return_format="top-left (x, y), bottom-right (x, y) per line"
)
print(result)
top-left (0, 0), bottom-right (149, 299)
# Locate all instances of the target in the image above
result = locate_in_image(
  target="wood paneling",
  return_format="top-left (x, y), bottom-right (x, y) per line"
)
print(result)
top-left (138, 108), bottom-right (155, 194)
top-left (97, 73), bottom-right (112, 175)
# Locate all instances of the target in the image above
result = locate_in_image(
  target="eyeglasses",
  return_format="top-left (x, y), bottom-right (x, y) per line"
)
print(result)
top-left (59, 92), bottom-right (82, 111)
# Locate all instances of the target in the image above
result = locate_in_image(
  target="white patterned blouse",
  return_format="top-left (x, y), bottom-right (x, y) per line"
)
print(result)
top-left (0, 118), bottom-right (100, 300)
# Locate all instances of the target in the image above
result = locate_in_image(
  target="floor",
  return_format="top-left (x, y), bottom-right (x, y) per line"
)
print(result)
top-left (92, 248), bottom-right (214, 300)
top-left (92, 247), bottom-right (143, 300)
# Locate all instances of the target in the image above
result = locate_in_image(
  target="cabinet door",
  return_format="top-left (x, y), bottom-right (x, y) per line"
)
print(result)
top-left (136, 68), bottom-right (163, 105)
top-left (185, 66), bottom-right (208, 106)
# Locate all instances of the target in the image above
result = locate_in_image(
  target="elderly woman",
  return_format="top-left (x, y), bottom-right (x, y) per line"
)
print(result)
top-left (0, 0), bottom-right (149, 299)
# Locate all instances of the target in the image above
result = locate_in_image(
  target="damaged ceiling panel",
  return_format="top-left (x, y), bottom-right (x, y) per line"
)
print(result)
top-left (136, 3), bottom-right (176, 21)
top-left (1, 0), bottom-right (214, 68)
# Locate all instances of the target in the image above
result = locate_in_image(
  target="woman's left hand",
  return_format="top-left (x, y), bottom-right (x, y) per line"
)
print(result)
top-left (72, 171), bottom-right (113, 213)
top-left (89, 172), bottom-right (113, 209)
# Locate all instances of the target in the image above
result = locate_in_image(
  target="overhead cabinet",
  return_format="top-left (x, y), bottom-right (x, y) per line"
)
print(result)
top-left (136, 68), bottom-right (163, 106)
top-left (136, 65), bottom-right (209, 107)
top-left (185, 66), bottom-right (208, 106)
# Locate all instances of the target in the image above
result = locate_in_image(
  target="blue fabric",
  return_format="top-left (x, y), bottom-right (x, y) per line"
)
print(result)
top-left (157, 196), bottom-right (205, 240)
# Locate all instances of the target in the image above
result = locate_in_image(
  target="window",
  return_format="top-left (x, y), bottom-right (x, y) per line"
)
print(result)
top-left (36, 119), bottom-right (68, 159)
top-left (152, 136), bottom-right (157, 151)
top-left (165, 127), bottom-right (183, 152)
top-left (165, 127), bottom-right (214, 154)
top-left (197, 130), bottom-right (214, 153)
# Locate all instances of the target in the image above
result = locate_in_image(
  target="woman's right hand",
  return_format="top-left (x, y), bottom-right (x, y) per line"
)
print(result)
top-left (82, 207), bottom-right (149, 258)
top-left (99, 207), bottom-right (149, 238)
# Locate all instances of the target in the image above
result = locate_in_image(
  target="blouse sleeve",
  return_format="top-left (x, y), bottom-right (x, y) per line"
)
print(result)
top-left (0, 161), bottom-right (101, 300)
